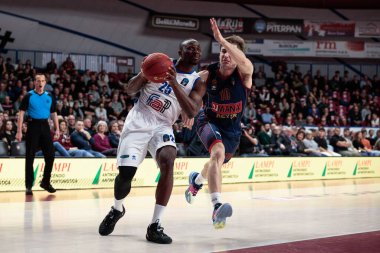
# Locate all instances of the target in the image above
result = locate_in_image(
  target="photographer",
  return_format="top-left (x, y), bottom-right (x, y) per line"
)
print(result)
top-left (239, 124), bottom-right (268, 157)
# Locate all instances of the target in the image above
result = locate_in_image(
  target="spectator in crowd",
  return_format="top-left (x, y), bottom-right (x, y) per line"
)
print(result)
top-left (46, 58), bottom-right (57, 74)
top-left (0, 120), bottom-right (16, 151)
top-left (303, 130), bottom-right (330, 156)
top-left (368, 129), bottom-right (377, 146)
top-left (110, 93), bottom-right (124, 118)
top-left (83, 117), bottom-right (96, 136)
top-left (261, 107), bottom-right (273, 124)
top-left (117, 119), bottom-right (124, 132)
top-left (348, 104), bottom-right (362, 126)
top-left (61, 56), bottom-right (75, 73)
top-left (294, 130), bottom-right (324, 156)
top-left (257, 123), bottom-right (271, 148)
top-left (239, 124), bottom-right (267, 157)
top-left (330, 128), bottom-right (361, 156)
top-left (108, 120), bottom-right (120, 148)
top-left (374, 131), bottom-right (380, 151)
top-left (92, 120), bottom-right (117, 156)
top-left (254, 71), bottom-right (266, 88)
top-left (54, 120), bottom-right (95, 157)
top-left (313, 127), bottom-right (341, 156)
top-left (371, 113), bottom-right (379, 127)
top-left (270, 125), bottom-right (290, 156)
top-left (70, 120), bottom-right (105, 158)
top-left (282, 126), bottom-right (306, 156)
top-left (359, 130), bottom-right (380, 156)
top-left (242, 102), bottom-right (256, 125)
top-left (95, 103), bottom-right (108, 121)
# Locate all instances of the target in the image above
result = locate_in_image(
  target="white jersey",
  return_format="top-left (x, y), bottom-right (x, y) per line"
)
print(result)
top-left (133, 69), bottom-right (200, 125)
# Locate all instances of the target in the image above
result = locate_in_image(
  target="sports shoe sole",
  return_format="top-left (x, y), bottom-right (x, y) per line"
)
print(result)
top-left (184, 171), bottom-right (198, 204)
top-left (213, 203), bottom-right (233, 229)
top-left (146, 234), bottom-right (173, 244)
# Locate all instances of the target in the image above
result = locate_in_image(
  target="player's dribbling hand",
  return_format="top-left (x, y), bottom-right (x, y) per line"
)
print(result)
top-left (210, 18), bottom-right (224, 44)
top-left (15, 132), bottom-right (22, 142)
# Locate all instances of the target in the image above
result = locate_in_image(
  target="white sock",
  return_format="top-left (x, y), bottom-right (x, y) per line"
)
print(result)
top-left (195, 173), bottom-right (206, 185)
top-left (211, 192), bottom-right (221, 206)
top-left (151, 204), bottom-right (166, 224)
top-left (114, 198), bottom-right (125, 212)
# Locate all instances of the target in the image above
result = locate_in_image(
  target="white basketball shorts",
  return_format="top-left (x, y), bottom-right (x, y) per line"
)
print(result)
top-left (116, 108), bottom-right (176, 167)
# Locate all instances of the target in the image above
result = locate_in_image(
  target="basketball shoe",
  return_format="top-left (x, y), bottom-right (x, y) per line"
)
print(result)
top-left (146, 221), bottom-right (172, 244)
top-left (99, 206), bottom-right (125, 236)
top-left (185, 171), bottom-right (203, 204)
top-left (212, 203), bottom-right (233, 229)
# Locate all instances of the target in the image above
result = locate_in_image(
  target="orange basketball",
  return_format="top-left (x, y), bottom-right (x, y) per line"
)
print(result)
top-left (141, 53), bottom-right (173, 83)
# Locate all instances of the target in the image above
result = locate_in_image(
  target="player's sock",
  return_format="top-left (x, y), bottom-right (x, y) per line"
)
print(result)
top-left (195, 173), bottom-right (206, 185)
top-left (114, 198), bottom-right (125, 212)
top-left (151, 204), bottom-right (166, 224)
top-left (211, 192), bottom-right (221, 206)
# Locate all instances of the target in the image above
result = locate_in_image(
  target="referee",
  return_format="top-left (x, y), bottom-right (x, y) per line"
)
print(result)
top-left (16, 73), bottom-right (60, 195)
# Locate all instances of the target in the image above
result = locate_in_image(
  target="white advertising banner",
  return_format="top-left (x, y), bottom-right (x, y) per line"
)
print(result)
top-left (314, 41), bottom-right (365, 58)
top-left (263, 40), bottom-right (315, 57)
top-left (355, 21), bottom-right (380, 38)
top-left (213, 39), bottom-right (380, 59)
top-left (365, 42), bottom-right (380, 58)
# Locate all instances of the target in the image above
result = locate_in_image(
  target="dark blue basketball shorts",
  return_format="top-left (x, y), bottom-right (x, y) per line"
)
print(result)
top-left (196, 112), bottom-right (240, 163)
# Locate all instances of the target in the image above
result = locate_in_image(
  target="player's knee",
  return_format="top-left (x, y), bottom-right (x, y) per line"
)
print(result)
top-left (118, 166), bottom-right (137, 181)
top-left (157, 147), bottom-right (176, 170)
top-left (211, 149), bottom-right (225, 166)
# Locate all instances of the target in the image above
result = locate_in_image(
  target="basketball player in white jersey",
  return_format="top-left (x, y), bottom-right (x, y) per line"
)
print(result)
top-left (99, 39), bottom-right (206, 244)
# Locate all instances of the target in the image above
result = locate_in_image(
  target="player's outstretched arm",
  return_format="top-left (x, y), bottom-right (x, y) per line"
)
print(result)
top-left (210, 18), bottom-right (254, 88)
top-left (125, 72), bottom-right (148, 96)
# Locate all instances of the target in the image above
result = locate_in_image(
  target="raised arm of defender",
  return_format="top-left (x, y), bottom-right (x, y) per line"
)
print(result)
top-left (210, 18), bottom-right (254, 89)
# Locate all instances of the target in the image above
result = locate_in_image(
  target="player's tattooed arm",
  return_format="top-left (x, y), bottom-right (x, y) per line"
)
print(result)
top-left (125, 72), bottom-right (148, 96)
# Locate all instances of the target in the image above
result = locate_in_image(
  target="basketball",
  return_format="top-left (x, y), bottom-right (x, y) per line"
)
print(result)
top-left (141, 53), bottom-right (173, 83)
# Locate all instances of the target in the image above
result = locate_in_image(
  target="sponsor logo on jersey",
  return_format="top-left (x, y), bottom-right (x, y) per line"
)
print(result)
top-left (211, 101), bottom-right (242, 119)
top-left (146, 94), bottom-right (172, 113)
top-left (220, 88), bottom-right (231, 101)
top-left (163, 134), bottom-right (170, 142)
top-left (180, 78), bottom-right (189, 86)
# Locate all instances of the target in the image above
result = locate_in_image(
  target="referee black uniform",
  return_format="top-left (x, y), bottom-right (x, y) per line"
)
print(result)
top-left (18, 86), bottom-right (58, 195)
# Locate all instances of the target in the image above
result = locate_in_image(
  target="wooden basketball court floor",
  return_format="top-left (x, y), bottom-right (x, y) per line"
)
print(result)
top-left (0, 178), bottom-right (379, 253)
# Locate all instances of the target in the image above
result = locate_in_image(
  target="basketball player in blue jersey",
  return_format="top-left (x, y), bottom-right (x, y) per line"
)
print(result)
top-left (184, 18), bottom-right (254, 229)
top-left (98, 39), bottom-right (206, 244)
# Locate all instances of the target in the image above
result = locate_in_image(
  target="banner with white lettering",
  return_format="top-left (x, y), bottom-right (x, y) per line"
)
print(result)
top-left (252, 19), bottom-right (303, 35)
top-left (150, 14), bottom-right (200, 31)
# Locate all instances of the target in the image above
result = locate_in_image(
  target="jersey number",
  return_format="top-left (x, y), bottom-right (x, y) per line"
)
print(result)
top-left (158, 82), bottom-right (172, 95)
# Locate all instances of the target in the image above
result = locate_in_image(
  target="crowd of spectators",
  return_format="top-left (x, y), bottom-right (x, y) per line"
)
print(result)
top-left (0, 56), bottom-right (379, 157)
